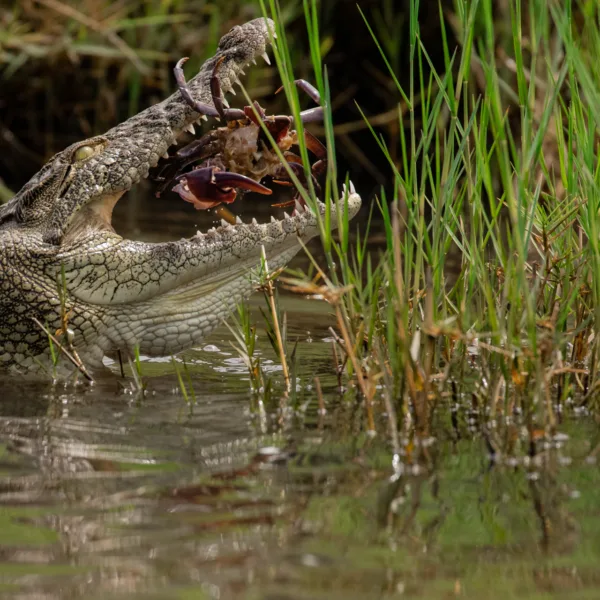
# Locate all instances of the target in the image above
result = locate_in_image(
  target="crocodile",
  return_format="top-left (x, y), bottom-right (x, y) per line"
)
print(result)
top-left (0, 18), bottom-right (361, 376)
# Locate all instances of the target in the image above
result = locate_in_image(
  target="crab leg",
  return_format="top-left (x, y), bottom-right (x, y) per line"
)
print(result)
top-left (303, 130), bottom-right (327, 159)
top-left (296, 81), bottom-right (323, 123)
top-left (154, 131), bottom-right (224, 197)
top-left (294, 79), bottom-right (320, 104)
top-left (275, 80), bottom-right (324, 123)
top-left (283, 133), bottom-right (327, 181)
top-left (297, 107), bottom-right (324, 123)
top-left (167, 131), bottom-right (221, 169)
top-left (272, 160), bottom-right (322, 197)
top-left (303, 130), bottom-right (327, 178)
top-left (209, 57), bottom-right (229, 121)
top-left (175, 57), bottom-right (246, 121)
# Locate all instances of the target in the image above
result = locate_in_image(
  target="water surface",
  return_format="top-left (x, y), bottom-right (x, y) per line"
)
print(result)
top-left (0, 195), bottom-right (599, 599)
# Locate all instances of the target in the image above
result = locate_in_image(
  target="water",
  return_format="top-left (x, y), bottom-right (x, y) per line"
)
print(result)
top-left (1, 197), bottom-right (599, 599)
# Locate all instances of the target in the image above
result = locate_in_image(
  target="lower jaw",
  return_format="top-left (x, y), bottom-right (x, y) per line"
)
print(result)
top-left (97, 240), bottom-right (307, 360)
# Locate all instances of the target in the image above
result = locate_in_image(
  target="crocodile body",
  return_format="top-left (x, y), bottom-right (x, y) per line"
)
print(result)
top-left (0, 18), bottom-right (360, 375)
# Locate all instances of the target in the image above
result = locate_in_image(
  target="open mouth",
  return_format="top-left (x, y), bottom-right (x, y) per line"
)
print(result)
top-left (145, 28), bottom-right (339, 231)
top-left (66, 18), bottom-right (360, 246)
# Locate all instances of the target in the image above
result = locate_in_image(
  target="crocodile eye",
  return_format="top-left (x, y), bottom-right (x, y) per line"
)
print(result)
top-left (73, 145), bottom-right (95, 162)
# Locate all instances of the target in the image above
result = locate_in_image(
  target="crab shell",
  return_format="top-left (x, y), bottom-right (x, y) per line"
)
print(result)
top-left (221, 120), bottom-right (298, 181)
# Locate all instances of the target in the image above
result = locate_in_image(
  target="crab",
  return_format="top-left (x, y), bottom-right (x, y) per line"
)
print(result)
top-left (155, 55), bottom-right (328, 213)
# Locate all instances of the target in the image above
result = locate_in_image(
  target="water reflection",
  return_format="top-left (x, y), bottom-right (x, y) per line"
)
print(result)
top-left (1, 358), bottom-right (598, 599)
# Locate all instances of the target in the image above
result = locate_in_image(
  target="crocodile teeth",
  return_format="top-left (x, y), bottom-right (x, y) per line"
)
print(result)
top-left (283, 212), bottom-right (291, 220)
top-left (252, 58), bottom-right (257, 65)
top-left (185, 124), bottom-right (195, 135)
top-left (221, 219), bottom-right (229, 228)
top-left (252, 217), bottom-right (258, 226)
top-left (235, 215), bottom-right (243, 224)
top-left (270, 215), bottom-right (277, 223)
top-left (349, 180), bottom-right (356, 193)
top-left (262, 52), bottom-right (271, 65)
top-left (199, 115), bottom-right (208, 122)
top-left (294, 199), bottom-right (303, 213)
top-left (229, 86), bottom-right (237, 96)
top-left (162, 152), bottom-right (169, 159)
top-left (222, 98), bottom-right (230, 108)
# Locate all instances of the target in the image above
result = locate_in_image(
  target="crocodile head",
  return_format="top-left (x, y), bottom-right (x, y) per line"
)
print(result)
top-left (0, 18), bottom-right (361, 375)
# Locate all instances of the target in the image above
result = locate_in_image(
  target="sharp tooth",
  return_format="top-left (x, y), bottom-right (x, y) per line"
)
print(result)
top-left (185, 124), bottom-right (195, 135)
top-left (252, 58), bottom-right (257, 65)
top-left (229, 86), bottom-right (237, 96)
top-left (284, 212), bottom-right (291, 220)
top-left (162, 152), bottom-right (169, 159)
top-left (235, 215), bottom-right (243, 224)
top-left (238, 68), bottom-right (245, 76)
top-left (200, 114), bottom-right (208, 121)
top-left (294, 199), bottom-right (303, 213)
top-left (221, 219), bottom-right (229, 227)
top-left (349, 180), bottom-right (356, 194)
top-left (342, 183), bottom-right (347, 195)
top-left (252, 217), bottom-right (258, 225)
top-left (222, 98), bottom-right (230, 108)
top-left (270, 215), bottom-right (277, 223)
top-left (262, 52), bottom-right (271, 65)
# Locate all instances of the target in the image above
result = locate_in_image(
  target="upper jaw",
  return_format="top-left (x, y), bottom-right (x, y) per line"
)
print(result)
top-left (169, 17), bottom-right (276, 139)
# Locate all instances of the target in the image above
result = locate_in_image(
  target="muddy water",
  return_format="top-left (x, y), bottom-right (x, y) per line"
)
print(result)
top-left (1, 196), bottom-right (599, 599)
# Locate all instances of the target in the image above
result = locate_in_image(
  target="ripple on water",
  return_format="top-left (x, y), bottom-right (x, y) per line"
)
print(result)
top-left (0, 297), bottom-right (599, 599)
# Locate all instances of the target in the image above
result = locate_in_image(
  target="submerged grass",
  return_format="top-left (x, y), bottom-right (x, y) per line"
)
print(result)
top-left (251, 0), bottom-right (600, 449)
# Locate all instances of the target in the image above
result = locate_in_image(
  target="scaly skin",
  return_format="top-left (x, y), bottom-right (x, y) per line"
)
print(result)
top-left (0, 18), bottom-right (361, 375)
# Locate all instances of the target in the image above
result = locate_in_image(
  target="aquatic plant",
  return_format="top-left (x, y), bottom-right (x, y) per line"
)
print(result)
top-left (254, 0), bottom-right (600, 454)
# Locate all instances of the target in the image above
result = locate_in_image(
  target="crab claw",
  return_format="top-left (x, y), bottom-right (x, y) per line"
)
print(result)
top-left (173, 166), bottom-right (272, 210)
